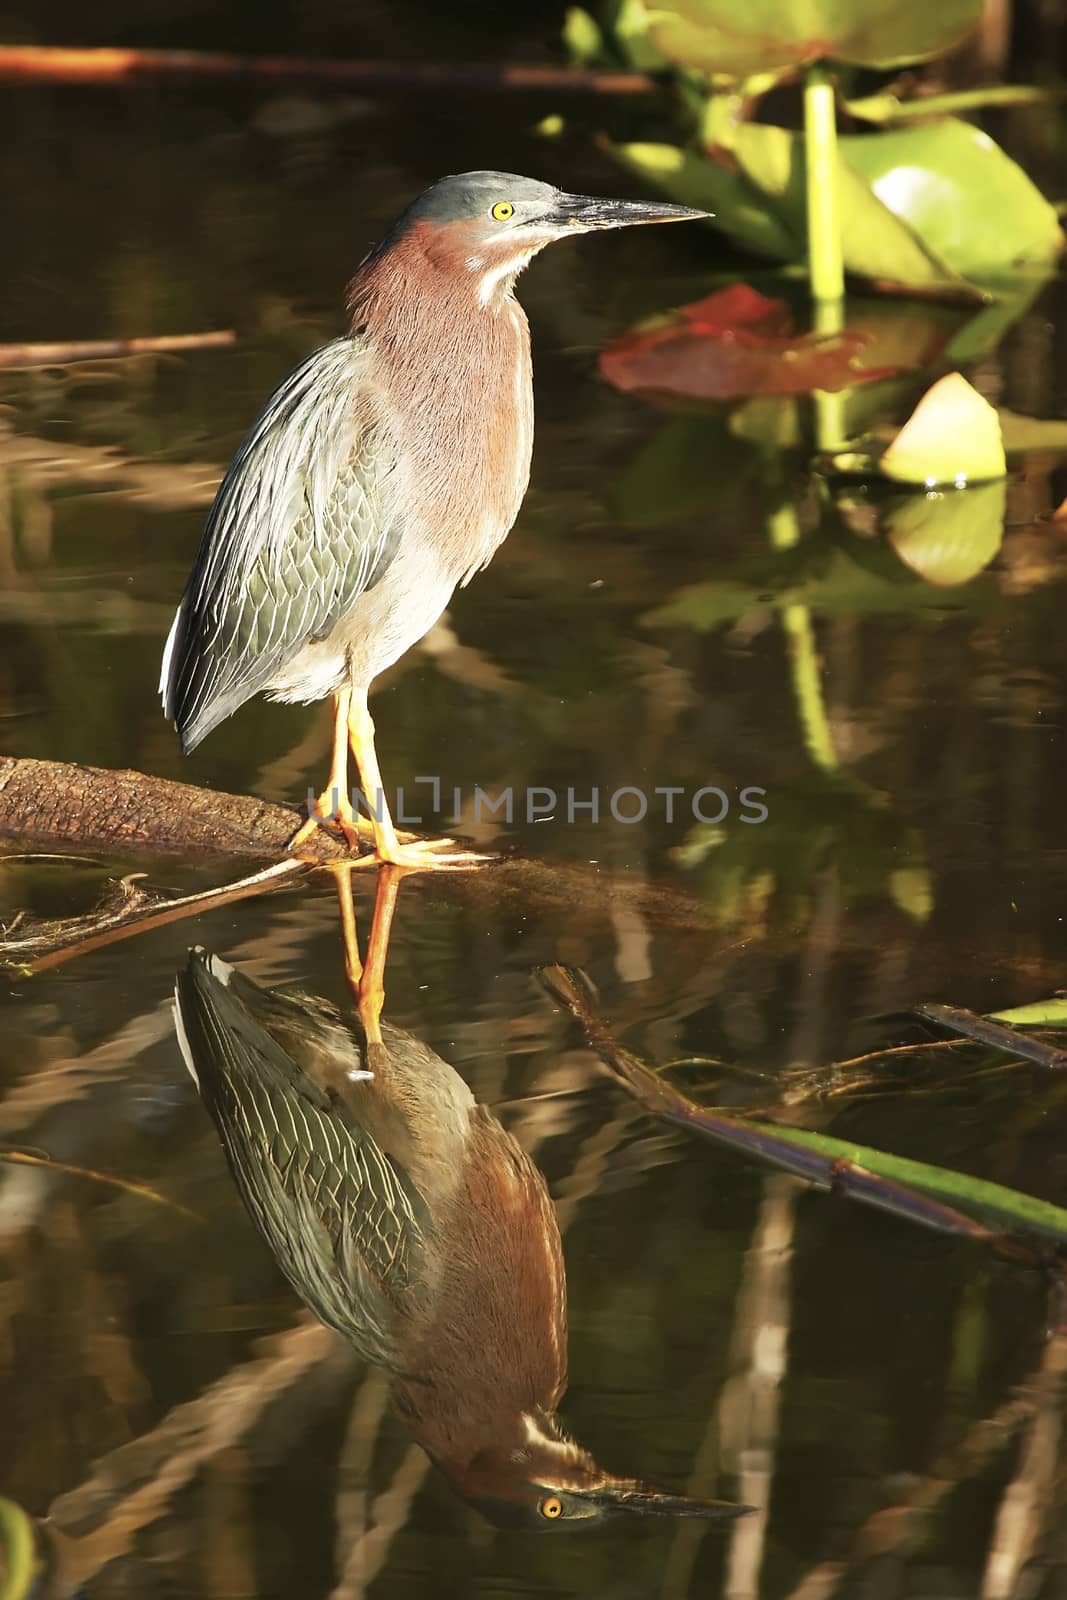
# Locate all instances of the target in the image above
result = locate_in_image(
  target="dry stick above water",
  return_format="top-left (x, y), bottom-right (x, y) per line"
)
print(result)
top-left (0, 44), bottom-right (657, 96)
top-left (0, 330), bottom-right (235, 370)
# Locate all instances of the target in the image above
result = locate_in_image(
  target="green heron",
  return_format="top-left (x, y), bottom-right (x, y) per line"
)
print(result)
top-left (160, 171), bottom-right (706, 869)
top-left (173, 948), bottom-right (749, 1528)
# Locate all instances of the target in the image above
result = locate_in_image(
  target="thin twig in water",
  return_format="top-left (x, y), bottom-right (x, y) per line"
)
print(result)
top-left (0, 1149), bottom-right (199, 1218)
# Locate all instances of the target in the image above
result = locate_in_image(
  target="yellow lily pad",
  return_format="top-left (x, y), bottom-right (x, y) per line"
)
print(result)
top-left (880, 372), bottom-right (1006, 485)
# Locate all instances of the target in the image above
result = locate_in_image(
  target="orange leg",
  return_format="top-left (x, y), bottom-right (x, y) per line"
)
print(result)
top-left (346, 687), bottom-right (489, 872)
top-left (289, 688), bottom-right (364, 852)
top-left (357, 866), bottom-right (401, 1046)
top-left (334, 863), bottom-right (364, 994)
top-left (331, 863), bottom-right (399, 1047)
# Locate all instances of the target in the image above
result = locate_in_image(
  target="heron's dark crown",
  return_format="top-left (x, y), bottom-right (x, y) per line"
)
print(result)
top-left (402, 171), bottom-right (558, 226)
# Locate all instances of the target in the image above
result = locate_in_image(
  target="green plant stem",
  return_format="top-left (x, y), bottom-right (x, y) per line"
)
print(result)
top-left (782, 604), bottom-right (838, 773)
top-left (767, 496), bottom-right (838, 773)
top-left (813, 298), bottom-right (847, 454)
top-left (804, 64), bottom-right (845, 305)
top-left (845, 83), bottom-right (1067, 125)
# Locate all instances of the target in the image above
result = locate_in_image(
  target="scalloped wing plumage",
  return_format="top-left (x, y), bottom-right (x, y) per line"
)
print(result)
top-left (174, 952), bottom-right (429, 1373)
top-left (161, 338), bottom-right (398, 752)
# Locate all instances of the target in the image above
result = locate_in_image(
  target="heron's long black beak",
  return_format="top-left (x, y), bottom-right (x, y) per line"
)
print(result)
top-left (549, 191), bottom-right (711, 231)
top-left (581, 1480), bottom-right (752, 1520)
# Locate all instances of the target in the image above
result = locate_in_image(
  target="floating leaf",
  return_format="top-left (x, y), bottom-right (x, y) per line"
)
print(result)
top-left (879, 373), bottom-right (1005, 484)
top-left (991, 998), bottom-right (1067, 1027)
top-left (604, 284), bottom-right (953, 403)
top-left (885, 480), bottom-right (1007, 586)
top-left (736, 1119), bottom-right (1067, 1243)
top-left (600, 284), bottom-right (917, 402)
top-left (841, 118), bottom-right (1064, 287)
top-left (644, 0), bottom-right (982, 77)
top-left (643, 539), bottom-right (1004, 634)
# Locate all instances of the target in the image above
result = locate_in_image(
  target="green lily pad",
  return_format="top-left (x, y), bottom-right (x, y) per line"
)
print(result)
top-left (610, 118), bottom-right (1057, 296)
top-left (609, 127), bottom-right (971, 292)
top-left (643, 0), bottom-right (982, 77)
top-left (606, 140), bottom-right (799, 260)
top-left (992, 998), bottom-right (1067, 1027)
top-left (607, 415), bottom-right (782, 528)
top-left (609, 0), bottom-right (676, 68)
top-left (841, 118), bottom-right (1064, 287)
top-left (731, 122), bottom-right (964, 290)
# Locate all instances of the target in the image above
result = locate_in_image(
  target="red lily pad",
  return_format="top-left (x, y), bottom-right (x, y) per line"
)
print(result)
top-left (599, 284), bottom-right (948, 405)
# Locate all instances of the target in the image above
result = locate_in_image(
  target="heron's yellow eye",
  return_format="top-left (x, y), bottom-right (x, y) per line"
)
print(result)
top-left (491, 200), bottom-right (515, 222)
top-left (539, 1496), bottom-right (563, 1520)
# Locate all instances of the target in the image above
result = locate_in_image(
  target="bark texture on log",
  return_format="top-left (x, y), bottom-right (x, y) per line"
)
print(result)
top-left (0, 758), bottom-right (356, 862)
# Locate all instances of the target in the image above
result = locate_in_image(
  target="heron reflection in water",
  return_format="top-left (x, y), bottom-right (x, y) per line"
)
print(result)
top-left (172, 871), bottom-right (749, 1528)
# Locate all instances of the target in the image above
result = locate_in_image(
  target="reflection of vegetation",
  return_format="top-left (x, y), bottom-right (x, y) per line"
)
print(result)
top-left (673, 769), bottom-right (931, 930)
top-left (0, 1494), bottom-right (40, 1600)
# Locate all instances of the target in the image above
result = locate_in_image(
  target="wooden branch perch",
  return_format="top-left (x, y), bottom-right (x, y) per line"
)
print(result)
top-left (0, 757), bottom-right (350, 862)
top-left (0, 757), bottom-right (739, 983)
top-left (0, 45), bottom-right (656, 97)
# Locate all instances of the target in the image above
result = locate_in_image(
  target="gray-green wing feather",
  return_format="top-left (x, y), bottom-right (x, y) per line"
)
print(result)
top-left (175, 955), bottom-right (427, 1373)
top-left (161, 338), bottom-right (398, 752)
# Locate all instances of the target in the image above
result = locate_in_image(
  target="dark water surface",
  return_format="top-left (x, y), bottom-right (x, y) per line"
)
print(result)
top-left (3, 60), bottom-right (1067, 1600)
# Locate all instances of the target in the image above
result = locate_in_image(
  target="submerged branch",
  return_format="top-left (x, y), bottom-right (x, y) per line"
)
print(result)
top-left (915, 1001), bottom-right (1067, 1070)
top-left (538, 966), bottom-right (1067, 1265)
top-left (0, 45), bottom-right (657, 97)
top-left (0, 1148), bottom-right (198, 1216)
top-left (0, 329), bottom-right (235, 370)
top-left (2, 858), bottom-right (309, 975)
